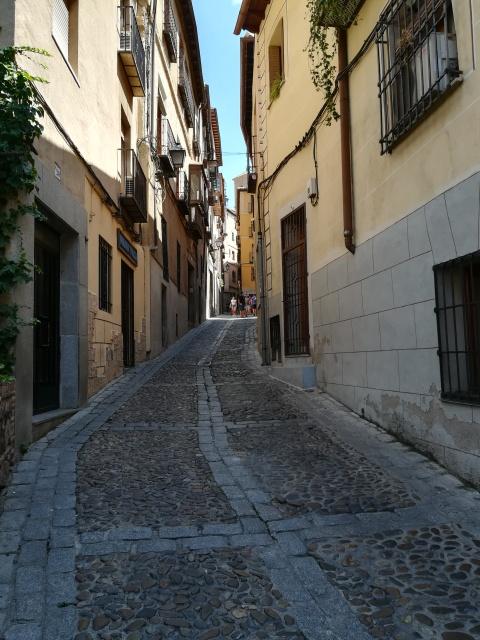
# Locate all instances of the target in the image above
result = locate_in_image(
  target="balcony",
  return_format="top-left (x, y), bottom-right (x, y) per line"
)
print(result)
top-left (119, 149), bottom-right (148, 223)
top-left (189, 164), bottom-right (209, 216)
top-left (176, 169), bottom-right (190, 217)
top-left (178, 50), bottom-right (195, 128)
top-left (187, 208), bottom-right (204, 241)
top-left (155, 117), bottom-right (176, 178)
top-left (118, 6), bottom-right (145, 97)
top-left (316, 0), bottom-right (365, 27)
top-left (163, 0), bottom-right (178, 62)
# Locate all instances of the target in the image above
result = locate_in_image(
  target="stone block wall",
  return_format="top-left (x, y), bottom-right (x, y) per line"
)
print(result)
top-left (0, 381), bottom-right (16, 488)
top-left (312, 171), bottom-right (480, 487)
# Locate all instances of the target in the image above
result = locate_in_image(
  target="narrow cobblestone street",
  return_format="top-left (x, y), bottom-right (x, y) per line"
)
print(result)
top-left (1, 318), bottom-right (480, 640)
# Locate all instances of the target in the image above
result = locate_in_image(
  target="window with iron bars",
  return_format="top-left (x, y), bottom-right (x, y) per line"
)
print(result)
top-left (434, 251), bottom-right (480, 403)
top-left (99, 236), bottom-right (112, 313)
top-left (376, 0), bottom-right (460, 154)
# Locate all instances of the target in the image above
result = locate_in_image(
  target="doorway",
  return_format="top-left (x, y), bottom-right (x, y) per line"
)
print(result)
top-left (161, 284), bottom-right (167, 347)
top-left (188, 263), bottom-right (195, 327)
top-left (33, 223), bottom-right (60, 414)
top-left (121, 261), bottom-right (135, 367)
top-left (281, 206), bottom-right (310, 356)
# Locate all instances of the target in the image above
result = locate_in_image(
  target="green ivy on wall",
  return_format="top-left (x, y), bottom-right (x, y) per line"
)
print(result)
top-left (0, 47), bottom-right (47, 381)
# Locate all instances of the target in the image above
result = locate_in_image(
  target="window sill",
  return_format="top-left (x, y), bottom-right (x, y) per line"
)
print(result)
top-left (51, 33), bottom-right (80, 87)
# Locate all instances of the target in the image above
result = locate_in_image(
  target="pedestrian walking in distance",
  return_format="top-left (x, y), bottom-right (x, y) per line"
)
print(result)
top-left (229, 296), bottom-right (237, 316)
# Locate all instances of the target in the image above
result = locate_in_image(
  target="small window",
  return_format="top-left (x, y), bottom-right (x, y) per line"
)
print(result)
top-left (232, 232), bottom-right (234, 241)
top-left (251, 266), bottom-right (256, 281)
top-left (99, 236), bottom-right (112, 313)
top-left (377, 0), bottom-right (460, 153)
top-left (434, 251), bottom-right (480, 402)
top-left (268, 19), bottom-right (284, 101)
top-left (52, 0), bottom-right (79, 73)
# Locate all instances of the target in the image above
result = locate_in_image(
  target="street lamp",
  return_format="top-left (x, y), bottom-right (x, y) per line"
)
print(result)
top-left (214, 238), bottom-right (224, 249)
top-left (170, 142), bottom-right (186, 170)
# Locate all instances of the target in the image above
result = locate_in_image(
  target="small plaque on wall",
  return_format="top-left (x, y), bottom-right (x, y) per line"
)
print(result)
top-left (117, 230), bottom-right (138, 266)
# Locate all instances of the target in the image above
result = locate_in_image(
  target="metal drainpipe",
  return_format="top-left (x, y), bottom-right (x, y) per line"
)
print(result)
top-left (149, 0), bottom-right (158, 143)
top-left (338, 28), bottom-right (355, 255)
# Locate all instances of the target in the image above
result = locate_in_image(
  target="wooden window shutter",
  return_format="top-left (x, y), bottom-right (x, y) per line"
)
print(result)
top-left (269, 45), bottom-right (283, 88)
top-left (52, 0), bottom-right (70, 60)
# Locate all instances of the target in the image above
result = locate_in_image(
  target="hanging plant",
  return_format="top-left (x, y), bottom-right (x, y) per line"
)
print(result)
top-left (306, 0), bottom-right (361, 123)
top-left (0, 46), bottom-right (48, 381)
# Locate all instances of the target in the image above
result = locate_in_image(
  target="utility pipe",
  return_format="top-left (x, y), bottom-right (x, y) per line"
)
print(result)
top-left (337, 28), bottom-right (355, 254)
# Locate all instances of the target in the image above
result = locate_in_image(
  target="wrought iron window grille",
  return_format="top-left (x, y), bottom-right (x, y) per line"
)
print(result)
top-left (376, 0), bottom-right (461, 154)
top-left (99, 237), bottom-right (112, 313)
top-left (434, 251), bottom-right (480, 403)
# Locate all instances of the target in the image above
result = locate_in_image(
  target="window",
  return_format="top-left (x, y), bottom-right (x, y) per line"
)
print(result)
top-left (434, 251), bottom-right (480, 402)
top-left (52, 0), bottom-right (79, 73)
top-left (268, 19), bottom-right (284, 100)
top-left (161, 217), bottom-right (169, 281)
top-left (377, 0), bottom-right (460, 153)
top-left (98, 236), bottom-right (112, 313)
top-left (232, 271), bottom-right (237, 284)
top-left (232, 232), bottom-right (234, 241)
top-left (251, 267), bottom-right (256, 281)
top-left (176, 241), bottom-right (181, 291)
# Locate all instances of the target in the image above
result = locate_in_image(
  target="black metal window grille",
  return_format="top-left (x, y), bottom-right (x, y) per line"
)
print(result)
top-left (99, 236), bottom-right (112, 313)
top-left (270, 315), bottom-right (281, 362)
top-left (434, 251), bottom-right (480, 403)
top-left (376, 0), bottom-right (460, 154)
top-left (281, 206), bottom-right (310, 356)
top-left (161, 217), bottom-right (169, 281)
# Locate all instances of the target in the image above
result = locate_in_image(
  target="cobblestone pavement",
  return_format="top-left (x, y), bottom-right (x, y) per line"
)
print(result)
top-left (1, 318), bottom-right (480, 640)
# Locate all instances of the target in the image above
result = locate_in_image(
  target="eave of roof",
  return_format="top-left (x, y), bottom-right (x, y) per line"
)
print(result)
top-left (234, 0), bottom-right (270, 35)
top-left (176, 0), bottom-right (205, 104)
top-left (240, 35), bottom-right (254, 154)
top-left (210, 108), bottom-right (223, 167)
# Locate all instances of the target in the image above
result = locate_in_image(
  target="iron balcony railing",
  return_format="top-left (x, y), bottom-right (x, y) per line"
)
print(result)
top-left (118, 6), bottom-right (146, 96)
top-left (177, 169), bottom-right (190, 215)
top-left (119, 149), bottom-right (148, 223)
top-left (179, 49), bottom-right (195, 128)
top-left (156, 117), bottom-right (176, 178)
top-left (377, 0), bottom-right (460, 153)
top-left (189, 164), bottom-right (209, 215)
top-left (163, 0), bottom-right (178, 62)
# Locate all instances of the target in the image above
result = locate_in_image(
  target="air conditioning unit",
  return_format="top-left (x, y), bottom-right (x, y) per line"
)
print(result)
top-left (415, 32), bottom-right (457, 99)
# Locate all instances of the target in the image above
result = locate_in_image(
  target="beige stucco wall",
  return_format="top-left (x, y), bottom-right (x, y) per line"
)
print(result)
top-left (248, 0), bottom-right (480, 485)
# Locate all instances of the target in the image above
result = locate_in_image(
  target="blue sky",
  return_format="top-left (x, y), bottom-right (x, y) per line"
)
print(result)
top-left (192, 0), bottom-right (247, 207)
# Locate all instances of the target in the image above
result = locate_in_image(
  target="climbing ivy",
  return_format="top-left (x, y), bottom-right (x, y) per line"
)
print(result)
top-left (0, 47), bottom-right (47, 381)
top-left (306, 0), bottom-right (360, 123)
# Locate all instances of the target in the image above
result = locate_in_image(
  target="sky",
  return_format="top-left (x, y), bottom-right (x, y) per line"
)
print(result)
top-left (192, 0), bottom-right (247, 208)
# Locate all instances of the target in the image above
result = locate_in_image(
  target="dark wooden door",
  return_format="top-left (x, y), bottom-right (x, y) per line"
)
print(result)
top-left (281, 206), bottom-right (310, 356)
top-left (121, 261), bottom-right (135, 367)
top-left (188, 264), bottom-right (195, 327)
top-left (33, 223), bottom-right (60, 414)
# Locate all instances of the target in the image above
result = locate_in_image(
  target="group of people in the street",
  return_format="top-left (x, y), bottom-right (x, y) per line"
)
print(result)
top-left (229, 293), bottom-right (257, 317)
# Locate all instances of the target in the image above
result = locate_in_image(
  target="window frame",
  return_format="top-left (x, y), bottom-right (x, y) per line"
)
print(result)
top-left (434, 250), bottom-right (480, 404)
top-left (376, 0), bottom-right (461, 154)
top-left (98, 236), bottom-right (112, 313)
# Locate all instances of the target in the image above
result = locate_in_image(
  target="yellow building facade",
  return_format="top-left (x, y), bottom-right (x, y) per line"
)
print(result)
top-left (237, 0), bottom-right (480, 486)
top-left (234, 174), bottom-right (256, 295)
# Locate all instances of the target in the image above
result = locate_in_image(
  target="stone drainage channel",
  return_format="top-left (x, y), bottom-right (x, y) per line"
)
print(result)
top-left (0, 318), bottom-right (479, 640)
